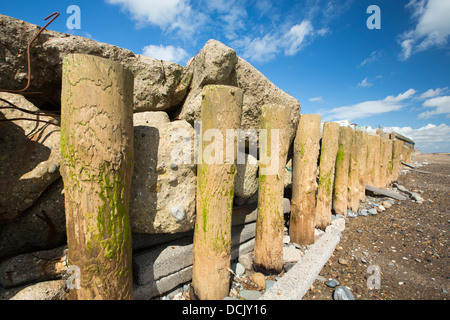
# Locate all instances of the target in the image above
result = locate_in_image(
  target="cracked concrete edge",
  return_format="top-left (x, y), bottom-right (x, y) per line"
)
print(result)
top-left (260, 229), bottom-right (341, 300)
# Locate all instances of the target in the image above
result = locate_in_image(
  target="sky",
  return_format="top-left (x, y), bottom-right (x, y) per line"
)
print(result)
top-left (1, 0), bottom-right (449, 153)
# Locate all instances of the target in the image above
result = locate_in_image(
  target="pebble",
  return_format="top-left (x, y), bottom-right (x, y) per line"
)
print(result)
top-left (48, 163), bottom-right (58, 174)
top-left (231, 262), bottom-right (245, 276)
top-left (368, 208), bottom-right (378, 215)
top-left (376, 205), bottom-right (385, 212)
top-left (170, 163), bottom-right (178, 170)
top-left (358, 209), bottom-right (368, 216)
top-left (357, 230), bottom-right (363, 234)
top-left (239, 290), bottom-right (262, 300)
top-left (238, 252), bottom-right (253, 271)
top-left (333, 286), bottom-right (355, 300)
top-left (170, 206), bottom-right (186, 221)
top-left (347, 210), bottom-right (357, 218)
top-left (382, 201), bottom-right (392, 208)
top-left (316, 275), bottom-right (327, 282)
top-left (338, 258), bottom-right (348, 265)
top-left (325, 279), bottom-right (340, 288)
top-left (251, 272), bottom-right (266, 288)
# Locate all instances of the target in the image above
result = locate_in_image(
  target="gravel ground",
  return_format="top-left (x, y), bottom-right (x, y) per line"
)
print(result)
top-left (303, 153), bottom-right (449, 300)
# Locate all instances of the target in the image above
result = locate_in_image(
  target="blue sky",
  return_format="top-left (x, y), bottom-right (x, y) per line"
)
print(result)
top-left (1, 0), bottom-right (449, 153)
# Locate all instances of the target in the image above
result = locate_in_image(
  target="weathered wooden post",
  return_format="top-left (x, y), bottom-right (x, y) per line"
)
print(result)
top-left (61, 54), bottom-right (134, 300)
top-left (379, 137), bottom-right (390, 188)
top-left (253, 104), bottom-right (291, 274)
top-left (392, 139), bottom-right (403, 181)
top-left (289, 114), bottom-right (321, 245)
top-left (386, 139), bottom-right (394, 185)
top-left (315, 122), bottom-right (340, 230)
top-left (347, 130), bottom-right (363, 212)
top-left (366, 134), bottom-right (377, 186)
top-left (401, 145), bottom-right (408, 164)
top-left (358, 132), bottom-right (369, 203)
top-left (192, 85), bottom-right (243, 300)
top-left (372, 134), bottom-right (382, 188)
top-left (332, 126), bottom-right (352, 216)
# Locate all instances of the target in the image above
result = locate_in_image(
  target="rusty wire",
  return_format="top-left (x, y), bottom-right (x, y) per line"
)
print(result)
top-left (0, 12), bottom-right (61, 125)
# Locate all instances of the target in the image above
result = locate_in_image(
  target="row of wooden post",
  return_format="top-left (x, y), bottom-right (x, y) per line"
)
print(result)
top-left (61, 55), bottom-right (413, 300)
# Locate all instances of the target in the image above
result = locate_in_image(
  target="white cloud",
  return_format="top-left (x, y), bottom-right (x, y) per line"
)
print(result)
top-left (283, 21), bottom-right (314, 56)
top-left (384, 123), bottom-right (450, 152)
top-left (324, 89), bottom-right (416, 121)
top-left (400, 0), bottom-right (450, 59)
top-left (142, 44), bottom-right (189, 64)
top-left (234, 20), bottom-right (319, 62)
top-left (418, 95), bottom-right (450, 118)
top-left (417, 87), bottom-right (448, 99)
top-left (106, 0), bottom-right (187, 28)
top-left (309, 96), bottom-right (324, 103)
top-left (357, 77), bottom-right (373, 88)
top-left (105, 0), bottom-right (204, 36)
top-left (358, 50), bottom-right (381, 67)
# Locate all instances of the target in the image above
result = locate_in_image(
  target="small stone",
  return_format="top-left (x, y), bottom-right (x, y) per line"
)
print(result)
top-left (283, 235), bottom-right (290, 245)
top-left (338, 258), bottom-right (348, 265)
top-left (368, 208), bottom-right (378, 215)
top-left (170, 163), bottom-right (178, 170)
top-left (347, 210), bottom-right (357, 218)
top-left (239, 290), bottom-right (262, 300)
top-left (170, 206), bottom-right (186, 221)
top-left (238, 252), bottom-right (253, 270)
top-left (48, 163), bottom-right (58, 174)
top-left (325, 279), bottom-right (340, 288)
top-left (382, 201), bottom-right (392, 208)
top-left (357, 230), bottom-right (363, 234)
top-left (359, 209), bottom-right (368, 216)
top-left (376, 205), bottom-right (385, 213)
top-left (333, 286), bottom-right (355, 300)
top-left (251, 272), bottom-right (266, 288)
top-left (361, 258), bottom-right (367, 264)
top-left (231, 262), bottom-right (245, 276)
top-left (316, 275), bottom-right (327, 282)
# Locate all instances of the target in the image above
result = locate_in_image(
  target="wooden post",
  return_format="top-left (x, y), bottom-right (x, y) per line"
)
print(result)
top-left (372, 134), bottom-right (382, 188)
top-left (379, 137), bottom-right (389, 188)
top-left (358, 132), bottom-right (369, 203)
top-left (289, 114), bottom-right (321, 245)
top-left (253, 104), bottom-right (291, 274)
top-left (386, 139), bottom-right (394, 185)
top-left (315, 122), bottom-right (340, 230)
top-left (332, 126), bottom-right (352, 216)
top-left (391, 140), bottom-right (403, 181)
top-left (192, 85), bottom-right (243, 300)
top-left (61, 54), bottom-right (134, 300)
top-left (366, 134), bottom-right (377, 186)
top-left (347, 130), bottom-right (363, 212)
